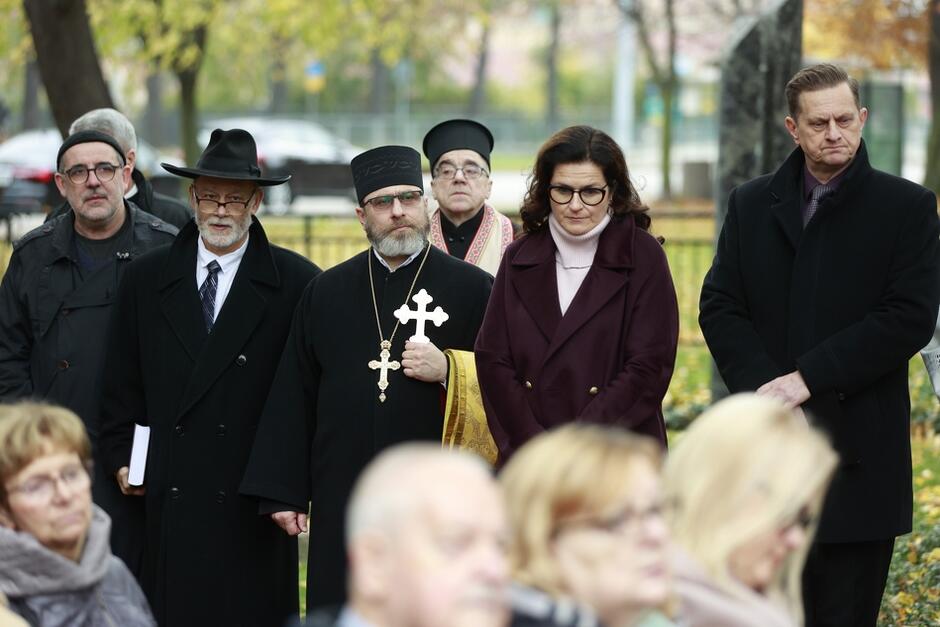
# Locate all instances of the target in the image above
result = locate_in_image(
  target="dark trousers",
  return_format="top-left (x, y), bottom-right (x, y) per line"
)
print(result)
top-left (802, 538), bottom-right (895, 627)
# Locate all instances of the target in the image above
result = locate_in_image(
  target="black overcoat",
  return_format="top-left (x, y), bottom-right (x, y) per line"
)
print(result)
top-left (240, 245), bottom-right (493, 611)
top-left (98, 218), bottom-right (320, 627)
top-left (700, 142), bottom-right (940, 542)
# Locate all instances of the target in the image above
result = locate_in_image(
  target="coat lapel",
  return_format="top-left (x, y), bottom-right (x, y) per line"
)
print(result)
top-left (158, 223), bottom-right (205, 362)
top-left (769, 148), bottom-right (805, 251)
top-left (544, 219), bottom-right (632, 362)
top-left (176, 220), bottom-right (280, 418)
top-left (509, 232), bottom-right (562, 342)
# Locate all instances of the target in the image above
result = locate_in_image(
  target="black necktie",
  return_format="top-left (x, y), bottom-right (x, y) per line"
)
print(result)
top-left (804, 183), bottom-right (832, 227)
top-left (199, 260), bottom-right (222, 332)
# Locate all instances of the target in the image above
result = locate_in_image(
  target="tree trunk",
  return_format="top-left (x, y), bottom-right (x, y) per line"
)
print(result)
top-left (22, 0), bottom-right (112, 136)
top-left (660, 79), bottom-right (674, 198)
top-left (143, 72), bottom-right (163, 144)
top-left (546, 1), bottom-right (561, 132)
top-left (21, 57), bottom-right (40, 131)
top-left (268, 39), bottom-right (288, 115)
top-left (177, 68), bottom-right (200, 166)
top-left (370, 49), bottom-right (390, 114)
top-left (468, 20), bottom-right (491, 116)
top-left (925, 0), bottom-right (940, 192)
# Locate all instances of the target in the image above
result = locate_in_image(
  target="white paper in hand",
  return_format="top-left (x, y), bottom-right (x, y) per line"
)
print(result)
top-left (128, 424), bottom-right (150, 486)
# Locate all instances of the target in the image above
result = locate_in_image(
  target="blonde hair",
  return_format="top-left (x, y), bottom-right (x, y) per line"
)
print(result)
top-left (499, 424), bottom-right (663, 595)
top-left (0, 402), bottom-right (91, 502)
top-left (664, 394), bottom-right (837, 617)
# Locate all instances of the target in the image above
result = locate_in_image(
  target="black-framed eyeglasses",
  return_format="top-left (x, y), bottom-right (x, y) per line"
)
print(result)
top-left (192, 188), bottom-right (257, 213)
top-left (434, 163), bottom-right (488, 180)
top-left (363, 190), bottom-right (424, 211)
top-left (549, 184), bottom-right (609, 206)
top-left (61, 163), bottom-right (121, 185)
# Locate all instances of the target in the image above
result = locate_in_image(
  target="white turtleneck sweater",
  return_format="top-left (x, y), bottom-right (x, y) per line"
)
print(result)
top-left (548, 212), bottom-right (611, 315)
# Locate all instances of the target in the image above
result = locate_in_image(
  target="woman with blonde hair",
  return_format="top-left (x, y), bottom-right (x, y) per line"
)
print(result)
top-left (0, 402), bottom-right (154, 626)
top-left (664, 394), bottom-right (838, 626)
top-left (500, 423), bottom-right (674, 627)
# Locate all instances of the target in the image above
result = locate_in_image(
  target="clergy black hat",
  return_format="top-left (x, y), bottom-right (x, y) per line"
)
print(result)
top-left (57, 130), bottom-right (126, 170)
top-left (422, 119), bottom-right (494, 170)
top-left (161, 128), bottom-right (290, 186)
top-left (351, 145), bottom-right (424, 205)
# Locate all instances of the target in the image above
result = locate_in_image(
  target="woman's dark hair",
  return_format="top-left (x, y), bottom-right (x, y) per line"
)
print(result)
top-left (520, 125), bottom-right (651, 234)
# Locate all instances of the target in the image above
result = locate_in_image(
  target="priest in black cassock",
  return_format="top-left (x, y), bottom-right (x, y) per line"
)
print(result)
top-left (240, 145), bottom-right (494, 612)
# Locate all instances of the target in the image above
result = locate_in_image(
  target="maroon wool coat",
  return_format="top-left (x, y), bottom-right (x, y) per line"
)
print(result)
top-left (475, 216), bottom-right (679, 461)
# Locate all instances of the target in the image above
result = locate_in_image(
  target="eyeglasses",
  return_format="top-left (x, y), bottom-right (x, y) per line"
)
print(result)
top-left (7, 462), bottom-right (91, 503)
top-left (363, 190), bottom-right (424, 211)
top-left (434, 163), bottom-right (488, 180)
top-left (193, 189), bottom-right (257, 214)
top-left (549, 184), bottom-right (609, 206)
top-left (61, 163), bottom-right (121, 185)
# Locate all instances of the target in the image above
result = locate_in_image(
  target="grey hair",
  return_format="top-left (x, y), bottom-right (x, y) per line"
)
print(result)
top-left (68, 108), bottom-right (137, 154)
top-left (345, 443), bottom-right (491, 542)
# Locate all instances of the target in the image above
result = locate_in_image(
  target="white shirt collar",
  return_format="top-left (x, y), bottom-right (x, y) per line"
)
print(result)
top-left (197, 232), bottom-right (250, 272)
top-left (371, 244), bottom-right (425, 273)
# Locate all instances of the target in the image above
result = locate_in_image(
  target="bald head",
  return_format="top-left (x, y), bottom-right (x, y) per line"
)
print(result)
top-left (346, 444), bottom-right (509, 627)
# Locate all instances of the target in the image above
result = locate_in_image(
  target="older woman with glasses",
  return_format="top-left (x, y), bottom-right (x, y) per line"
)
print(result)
top-left (475, 125), bottom-right (679, 464)
top-left (664, 394), bottom-right (838, 626)
top-left (500, 424), bottom-right (675, 627)
top-left (0, 402), bottom-right (155, 626)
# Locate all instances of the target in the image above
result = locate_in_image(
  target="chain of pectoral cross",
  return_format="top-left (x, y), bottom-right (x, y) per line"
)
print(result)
top-left (367, 245), bottom-right (432, 403)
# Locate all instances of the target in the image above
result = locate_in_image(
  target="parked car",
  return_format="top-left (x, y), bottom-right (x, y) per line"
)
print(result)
top-left (0, 129), bottom-right (181, 218)
top-left (201, 117), bottom-right (359, 215)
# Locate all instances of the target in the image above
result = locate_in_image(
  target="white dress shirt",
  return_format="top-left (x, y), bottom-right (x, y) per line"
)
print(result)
top-left (196, 234), bottom-right (250, 323)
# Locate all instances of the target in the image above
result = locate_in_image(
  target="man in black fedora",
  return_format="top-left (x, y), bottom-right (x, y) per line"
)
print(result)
top-left (98, 128), bottom-right (320, 627)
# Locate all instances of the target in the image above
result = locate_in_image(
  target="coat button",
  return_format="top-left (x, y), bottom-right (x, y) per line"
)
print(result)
top-left (57, 359), bottom-right (69, 370)
top-left (175, 425), bottom-right (185, 436)
top-left (837, 392), bottom-right (846, 401)
top-left (216, 491), bottom-right (226, 503)
top-left (588, 386), bottom-right (599, 395)
top-left (216, 424), bottom-right (226, 436)
top-left (236, 354), bottom-right (247, 366)
top-left (524, 380), bottom-right (533, 389)
top-left (170, 487), bottom-right (180, 499)
top-left (61, 308), bottom-right (70, 316)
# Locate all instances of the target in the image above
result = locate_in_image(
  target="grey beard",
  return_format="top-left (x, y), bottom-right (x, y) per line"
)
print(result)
top-left (370, 225), bottom-right (428, 258)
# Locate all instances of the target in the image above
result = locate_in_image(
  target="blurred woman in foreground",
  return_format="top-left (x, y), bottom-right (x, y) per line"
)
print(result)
top-left (664, 394), bottom-right (837, 626)
top-left (0, 402), bottom-right (154, 626)
top-left (500, 424), bottom-right (675, 627)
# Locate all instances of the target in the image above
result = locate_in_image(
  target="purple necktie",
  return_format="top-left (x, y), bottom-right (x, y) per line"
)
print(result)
top-left (199, 260), bottom-right (221, 332)
top-left (804, 183), bottom-right (832, 227)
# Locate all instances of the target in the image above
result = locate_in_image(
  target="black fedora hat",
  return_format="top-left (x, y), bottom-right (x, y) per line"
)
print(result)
top-left (161, 128), bottom-right (290, 186)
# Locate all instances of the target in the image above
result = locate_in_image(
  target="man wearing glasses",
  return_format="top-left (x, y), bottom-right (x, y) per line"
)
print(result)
top-left (0, 130), bottom-right (178, 576)
top-left (424, 119), bottom-right (514, 276)
top-left (97, 128), bottom-right (320, 627)
top-left (241, 145), bottom-right (494, 614)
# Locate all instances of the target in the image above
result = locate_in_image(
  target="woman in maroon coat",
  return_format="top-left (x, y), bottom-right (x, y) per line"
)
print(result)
top-left (475, 126), bottom-right (679, 463)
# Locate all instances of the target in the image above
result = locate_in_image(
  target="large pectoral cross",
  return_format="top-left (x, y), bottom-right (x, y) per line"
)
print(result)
top-left (368, 340), bottom-right (400, 403)
top-left (393, 289), bottom-right (449, 343)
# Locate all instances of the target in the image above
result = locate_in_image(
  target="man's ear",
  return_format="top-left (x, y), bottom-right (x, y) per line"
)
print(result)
top-left (250, 187), bottom-right (265, 215)
top-left (784, 116), bottom-right (800, 144)
top-left (355, 206), bottom-right (367, 228)
top-left (349, 532), bottom-right (391, 599)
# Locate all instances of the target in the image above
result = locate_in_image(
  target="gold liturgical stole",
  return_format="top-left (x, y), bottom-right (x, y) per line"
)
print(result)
top-left (442, 349), bottom-right (498, 466)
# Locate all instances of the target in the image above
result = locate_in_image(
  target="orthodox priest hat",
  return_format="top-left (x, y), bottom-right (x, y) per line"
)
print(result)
top-left (161, 128), bottom-right (289, 185)
top-left (351, 145), bottom-right (424, 205)
top-left (422, 119), bottom-right (494, 170)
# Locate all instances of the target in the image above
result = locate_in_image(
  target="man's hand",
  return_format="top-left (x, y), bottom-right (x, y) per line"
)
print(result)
top-left (401, 341), bottom-right (447, 383)
top-left (756, 371), bottom-right (811, 408)
top-left (271, 511), bottom-right (308, 536)
top-left (115, 466), bottom-right (146, 496)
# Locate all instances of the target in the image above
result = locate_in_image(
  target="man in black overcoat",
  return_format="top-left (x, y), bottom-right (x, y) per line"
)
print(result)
top-left (700, 63), bottom-right (940, 627)
top-left (240, 145), bottom-right (494, 613)
top-left (98, 129), bottom-right (320, 627)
